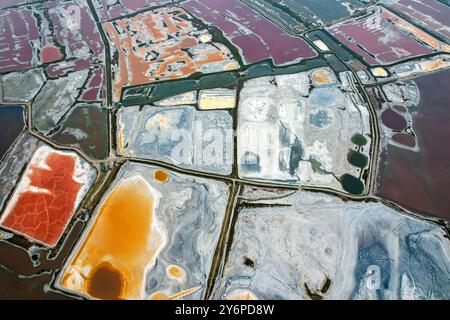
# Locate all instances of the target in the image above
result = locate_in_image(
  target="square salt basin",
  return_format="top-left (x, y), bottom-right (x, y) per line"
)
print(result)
top-left (59, 162), bottom-right (229, 300)
top-left (0, 145), bottom-right (96, 248)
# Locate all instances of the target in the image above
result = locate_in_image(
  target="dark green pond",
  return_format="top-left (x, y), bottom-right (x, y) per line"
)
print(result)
top-left (51, 104), bottom-right (108, 160)
top-left (340, 174), bottom-right (364, 195)
top-left (351, 133), bottom-right (367, 147)
top-left (347, 149), bottom-right (368, 168)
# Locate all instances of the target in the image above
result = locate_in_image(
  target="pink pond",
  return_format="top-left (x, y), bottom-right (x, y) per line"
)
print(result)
top-left (182, 0), bottom-right (317, 66)
top-left (0, 7), bottom-right (39, 73)
top-left (80, 67), bottom-right (106, 101)
top-left (376, 69), bottom-right (450, 220)
top-left (388, 0), bottom-right (450, 39)
top-left (95, 0), bottom-right (174, 20)
top-left (328, 8), bottom-right (434, 65)
top-left (0, 2), bottom-right (103, 75)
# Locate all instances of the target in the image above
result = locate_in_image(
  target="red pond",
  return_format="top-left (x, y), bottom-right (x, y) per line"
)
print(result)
top-left (0, 150), bottom-right (83, 247)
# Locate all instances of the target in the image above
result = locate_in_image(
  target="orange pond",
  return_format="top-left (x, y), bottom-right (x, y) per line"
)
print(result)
top-left (154, 169), bottom-right (169, 183)
top-left (61, 176), bottom-right (165, 299)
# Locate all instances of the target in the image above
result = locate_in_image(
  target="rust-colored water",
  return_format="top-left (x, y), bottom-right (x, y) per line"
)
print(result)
top-left (87, 262), bottom-right (125, 300)
top-left (154, 169), bottom-right (169, 183)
